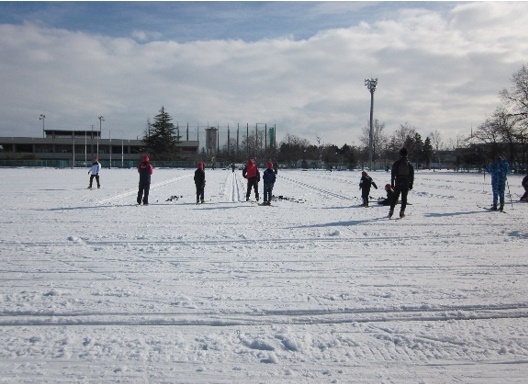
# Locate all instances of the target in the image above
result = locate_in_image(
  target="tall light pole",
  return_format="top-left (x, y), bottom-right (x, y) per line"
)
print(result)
top-left (364, 77), bottom-right (378, 170)
top-left (39, 114), bottom-right (46, 138)
top-left (97, 116), bottom-right (104, 157)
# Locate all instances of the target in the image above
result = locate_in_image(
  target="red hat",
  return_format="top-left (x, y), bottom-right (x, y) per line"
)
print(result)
top-left (143, 155), bottom-right (150, 162)
top-left (267, 162), bottom-right (273, 169)
top-left (362, 171), bottom-right (367, 176)
top-left (198, 162), bottom-right (204, 169)
top-left (385, 184), bottom-right (391, 191)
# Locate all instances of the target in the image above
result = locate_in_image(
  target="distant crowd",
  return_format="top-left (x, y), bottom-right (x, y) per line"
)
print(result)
top-left (86, 148), bottom-right (528, 215)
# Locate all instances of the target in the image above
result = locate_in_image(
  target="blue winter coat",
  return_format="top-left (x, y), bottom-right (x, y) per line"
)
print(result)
top-left (263, 168), bottom-right (276, 185)
top-left (488, 158), bottom-right (509, 183)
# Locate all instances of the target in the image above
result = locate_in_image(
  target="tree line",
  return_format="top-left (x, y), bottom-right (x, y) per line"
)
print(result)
top-left (144, 64), bottom-right (528, 171)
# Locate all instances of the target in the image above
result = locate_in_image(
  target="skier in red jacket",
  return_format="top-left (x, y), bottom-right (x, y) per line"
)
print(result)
top-left (242, 159), bottom-right (260, 201)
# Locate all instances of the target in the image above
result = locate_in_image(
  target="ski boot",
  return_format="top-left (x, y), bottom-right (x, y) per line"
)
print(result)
top-left (388, 209), bottom-right (394, 218)
top-left (491, 204), bottom-right (498, 211)
top-left (499, 204), bottom-right (504, 212)
top-left (399, 210), bottom-right (405, 218)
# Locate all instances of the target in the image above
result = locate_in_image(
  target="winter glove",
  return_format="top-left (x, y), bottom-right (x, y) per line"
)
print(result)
top-left (88, 171), bottom-right (90, 174)
top-left (409, 184), bottom-right (413, 190)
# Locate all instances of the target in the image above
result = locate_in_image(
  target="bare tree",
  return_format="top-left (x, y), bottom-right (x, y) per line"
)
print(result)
top-left (500, 64), bottom-right (528, 125)
top-left (429, 130), bottom-right (443, 151)
top-left (360, 119), bottom-right (388, 161)
top-left (393, 122), bottom-right (417, 150)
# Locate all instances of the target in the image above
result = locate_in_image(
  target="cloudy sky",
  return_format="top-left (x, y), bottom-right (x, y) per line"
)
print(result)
top-left (1, 1), bottom-right (528, 147)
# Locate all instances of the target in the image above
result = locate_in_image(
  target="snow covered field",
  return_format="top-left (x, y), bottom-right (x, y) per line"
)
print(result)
top-left (1, 166), bottom-right (527, 383)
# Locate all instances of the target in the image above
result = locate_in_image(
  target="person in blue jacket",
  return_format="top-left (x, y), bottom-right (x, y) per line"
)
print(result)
top-left (487, 154), bottom-right (510, 211)
top-left (262, 162), bottom-right (276, 205)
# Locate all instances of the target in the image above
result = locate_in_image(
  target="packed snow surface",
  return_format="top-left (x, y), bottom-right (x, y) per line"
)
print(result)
top-left (1, 167), bottom-right (527, 383)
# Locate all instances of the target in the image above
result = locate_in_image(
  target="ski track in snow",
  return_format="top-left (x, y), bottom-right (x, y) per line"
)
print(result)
top-left (0, 168), bottom-right (527, 383)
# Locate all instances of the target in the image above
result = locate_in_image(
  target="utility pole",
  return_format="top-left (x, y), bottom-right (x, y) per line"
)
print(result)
top-left (97, 116), bottom-right (104, 157)
top-left (364, 77), bottom-right (378, 170)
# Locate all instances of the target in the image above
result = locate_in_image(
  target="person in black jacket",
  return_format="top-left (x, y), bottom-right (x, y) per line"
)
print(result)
top-left (359, 171), bottom-right (377, 207)
top-left (137, 155), bottom-right (153, 205)
top-left (389, 148), bottom-right (414, 218)
top-left (194, 162), bottom-right (206, 204)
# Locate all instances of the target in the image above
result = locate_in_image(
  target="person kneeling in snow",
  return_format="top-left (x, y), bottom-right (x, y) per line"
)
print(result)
top-left (378, 184), bottom-right (395, 206)
top-left (359, 171), bottom-right (377, 207)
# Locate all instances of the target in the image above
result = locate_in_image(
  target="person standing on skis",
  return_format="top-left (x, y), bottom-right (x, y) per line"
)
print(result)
top-left (389, 148), bottom-right (414, 218)
top-left (359, 171), bottom-right (377, 207)
top-left (87, 157), bottom-right (101, 189)
top-left (137, 155), bottom-right (153, 205)
top-left (194, 162), bottom-right (206, 204)
top-left (243, 158), bottom-right (260, 201)
top-left (262, 162), bottom-right (276, 205)
top-left (487, 154), bottom-right (510, 211)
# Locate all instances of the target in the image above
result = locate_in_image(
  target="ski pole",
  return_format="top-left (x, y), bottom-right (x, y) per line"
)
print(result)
top-left (506, 179), bottom-right (513, 209)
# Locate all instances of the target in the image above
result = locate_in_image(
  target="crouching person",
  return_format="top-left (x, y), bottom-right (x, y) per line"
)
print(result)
top-left (378, 184), bottom-right (395, 206)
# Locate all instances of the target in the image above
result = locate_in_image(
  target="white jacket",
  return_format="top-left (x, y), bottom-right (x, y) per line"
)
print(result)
top-left (89, 162), bottom-right (101, 175)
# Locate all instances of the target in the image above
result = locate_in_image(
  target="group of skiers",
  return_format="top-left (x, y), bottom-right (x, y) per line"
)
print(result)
top-left (360, 147), bottom-right (414, 218)
top-left (361, 148), bottom-right (525, 216)
top-left (197, 158), bottom-right (278, 205)
top-left (89, 148), bottom-right (525, 212)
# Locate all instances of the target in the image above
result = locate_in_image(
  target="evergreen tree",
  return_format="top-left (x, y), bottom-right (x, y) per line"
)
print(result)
top-left (423, 137), bottom-right (434, 167)
top-left (143, 106), bottom-right (180, 160)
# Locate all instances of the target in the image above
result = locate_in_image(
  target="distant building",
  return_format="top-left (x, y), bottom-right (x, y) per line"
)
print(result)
top-left (0, 130), bottom-right (199, 166)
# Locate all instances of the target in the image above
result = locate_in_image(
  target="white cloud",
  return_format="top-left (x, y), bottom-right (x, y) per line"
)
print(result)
top-left (1, 2), bottom-right (528, 147)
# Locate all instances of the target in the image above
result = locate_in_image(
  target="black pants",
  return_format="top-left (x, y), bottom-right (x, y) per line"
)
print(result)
top-left (246, 178), bottom-right (259, 200)
top-left (361, 188), bottom-right (370, 205)
top-left (137, 181), bottom-right (150, 205)
top-left (390, 186), bottom-right (409, 212)
top-left (263, 183), bottom-right (273, 202)
top-left (196, 184), bottom-right (205, 202)
top-left (89, 174), bottom-right (100, 188)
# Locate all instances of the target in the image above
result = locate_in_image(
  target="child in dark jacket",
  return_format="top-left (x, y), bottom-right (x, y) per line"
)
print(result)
top-left (359, 171), bottom-right (377, 207)
top-left (137, 155), bottom-right (153, 205)
top-left (194, 162), bottom-right (206, 204)
top-left (262, 162), bottom-right (276, 205)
